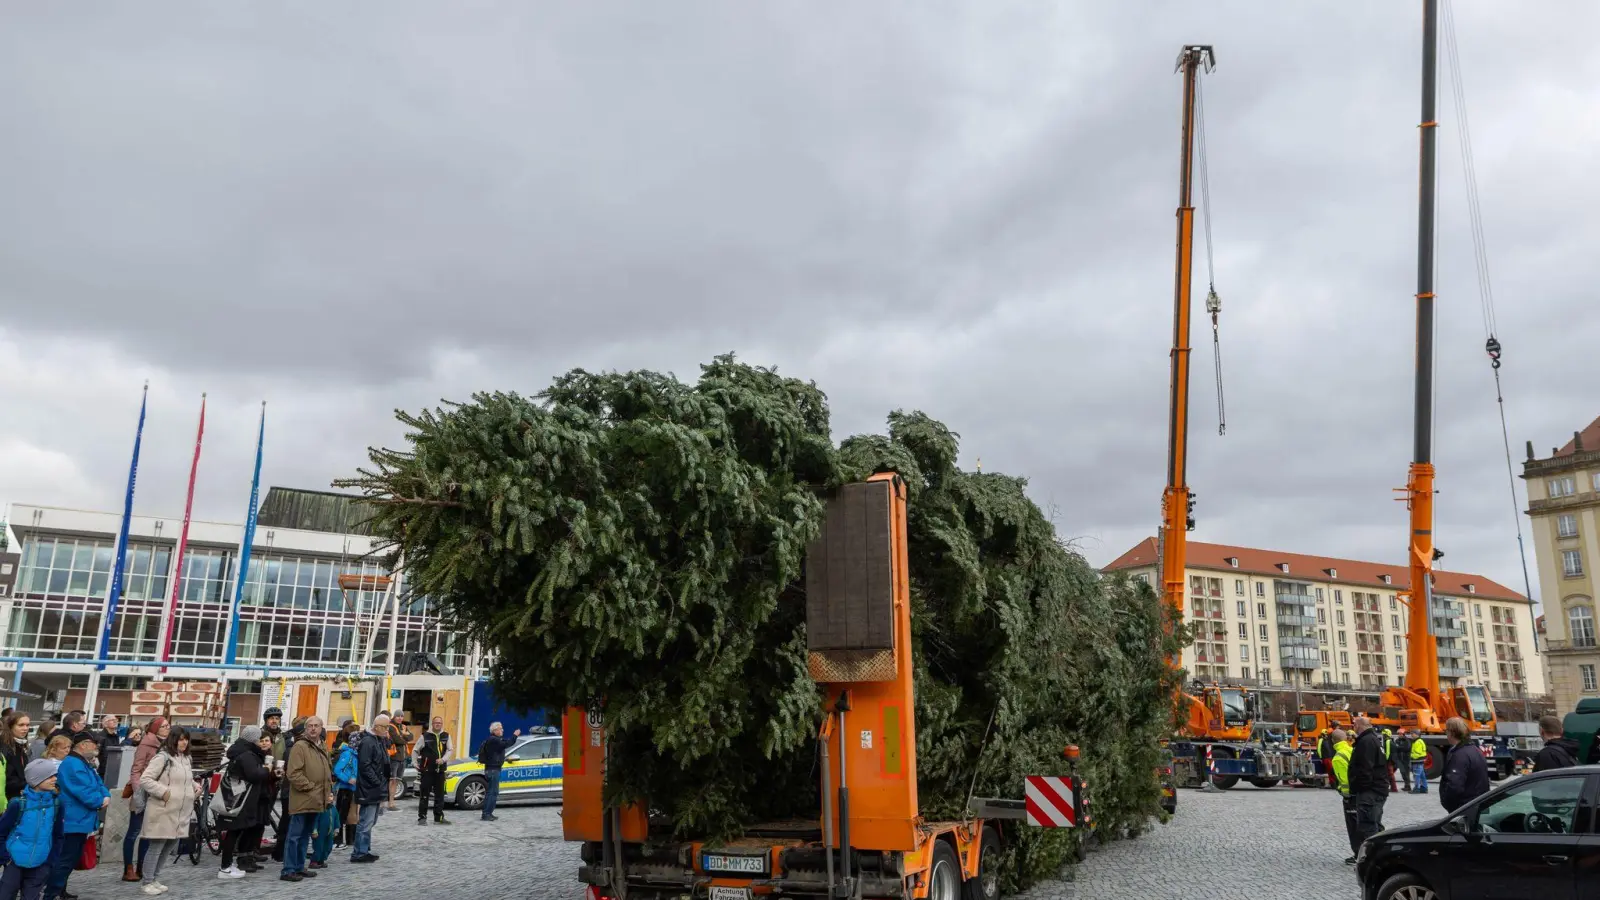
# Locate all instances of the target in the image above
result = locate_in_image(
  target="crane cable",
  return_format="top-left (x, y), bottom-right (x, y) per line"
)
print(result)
top-left (1195, 73), bottom-right (1226, 436)
top-left (1440, 0), bottom-right (1537, 624)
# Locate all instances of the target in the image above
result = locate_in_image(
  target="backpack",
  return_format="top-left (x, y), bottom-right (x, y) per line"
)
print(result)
top-left (5, 790), bottom-right (58, 869)
top-left (209, 759), bottom-right (250, 820)
top-left (333, 745), bottom-right (357, 787)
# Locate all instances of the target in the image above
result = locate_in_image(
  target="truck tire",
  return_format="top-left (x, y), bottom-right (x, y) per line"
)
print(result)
top-left (1248, 777), bottom-right (1281, 789)
top-left (928, 840), bottom-right (962, 900)
top-left (962, 826), bottom-right (1001, 900)
top-left (1208, 746), bottom-right (1240, 790)
top-left (1423, 745), bottom-right (1446, 781)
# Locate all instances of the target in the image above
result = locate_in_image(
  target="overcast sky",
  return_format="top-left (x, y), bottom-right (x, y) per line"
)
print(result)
top-left (2, 2), bottom-right (1596, 607)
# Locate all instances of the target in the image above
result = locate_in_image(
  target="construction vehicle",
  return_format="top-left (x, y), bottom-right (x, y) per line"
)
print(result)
top-left (563, 475), bottom-right (1082, 899)
top-left (1153, 46), bottom-right (1312, 793)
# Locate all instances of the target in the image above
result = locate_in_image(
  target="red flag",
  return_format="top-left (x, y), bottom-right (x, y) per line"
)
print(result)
top-left (159, 394), bottom-right (206, 667)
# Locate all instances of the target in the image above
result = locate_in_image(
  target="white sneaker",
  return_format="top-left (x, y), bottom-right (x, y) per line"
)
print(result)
top-left (142, 884), bottom-right (163, 895)
top-left (218, 866), bottom-right (247, 879)
top-left (156, 884), bottom-right (170, 894)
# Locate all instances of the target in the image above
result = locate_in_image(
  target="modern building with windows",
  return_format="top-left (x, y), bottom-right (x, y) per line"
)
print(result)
top-left (1524, 415), bottom-right (1600, 714)
top-left (0, 488), bottom-right (482, 719)
top-left (1104, 539), bottom-right (1544, 698)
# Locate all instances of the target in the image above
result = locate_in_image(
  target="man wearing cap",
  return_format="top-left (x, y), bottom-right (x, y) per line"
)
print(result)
top-left (0, 758), bottom-right (64, 899)
top-left (47, 733), bottom-right (110, 900)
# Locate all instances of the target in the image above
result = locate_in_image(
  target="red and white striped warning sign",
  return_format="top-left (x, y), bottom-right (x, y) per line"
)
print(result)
top-left (1024, 776), bottom-right (1077, 828)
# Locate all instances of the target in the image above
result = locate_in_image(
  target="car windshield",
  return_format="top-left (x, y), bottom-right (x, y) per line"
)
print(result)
top-left (1297, 714), bottom-right (1318, 734)
top-left (1221, 690), bottom-right (1248, 727)
top-left (1475, 776), bottom-right (1584, 835)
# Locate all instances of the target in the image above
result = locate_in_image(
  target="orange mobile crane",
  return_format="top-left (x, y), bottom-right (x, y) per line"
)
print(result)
top-left (1157, 45), bottom-right (1314, 791)
top-left (1362, 0), bottom-right (1506, 780)
top-left (564, 475), bottom-right (1080, 899)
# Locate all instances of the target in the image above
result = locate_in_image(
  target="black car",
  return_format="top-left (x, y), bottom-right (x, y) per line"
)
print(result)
top-left (1356, 765), bottom-right (1600, 900)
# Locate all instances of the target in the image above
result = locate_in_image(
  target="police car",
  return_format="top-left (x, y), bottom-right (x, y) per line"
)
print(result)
top-left (444, 730), bottom-right (563, 809)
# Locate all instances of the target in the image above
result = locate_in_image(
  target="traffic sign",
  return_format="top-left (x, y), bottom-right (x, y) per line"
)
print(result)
top-left (1024, 775), bottom-right (1077, 828)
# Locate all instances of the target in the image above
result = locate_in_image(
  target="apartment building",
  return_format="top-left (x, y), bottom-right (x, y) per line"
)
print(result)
top-left (1104, 539), bottom-right (1544, 697)
top-left (1523, 415), bottom-right (1600, 714)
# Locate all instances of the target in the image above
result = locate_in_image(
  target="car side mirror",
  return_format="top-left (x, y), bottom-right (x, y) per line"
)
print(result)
top-left (1441, 815), bottom-right (1465, 835)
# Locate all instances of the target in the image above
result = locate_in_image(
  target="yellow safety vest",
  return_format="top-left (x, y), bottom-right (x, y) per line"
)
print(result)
top-left (1331, 742), bottom-right (1353, 796)
top-left (1409, 738), bottom-right (1428, 761)
top-left (1383, 737), bottom-right (1392, 758)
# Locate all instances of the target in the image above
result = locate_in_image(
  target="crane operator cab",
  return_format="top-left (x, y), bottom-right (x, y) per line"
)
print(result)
top-left (1450, 684), bottom-right (1497, 734)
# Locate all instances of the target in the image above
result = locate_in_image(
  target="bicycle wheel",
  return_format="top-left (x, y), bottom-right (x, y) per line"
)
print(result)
top-left (187, 821), bottom-right (202, 865)
top-left (201, 802), bottom-right (221, 854)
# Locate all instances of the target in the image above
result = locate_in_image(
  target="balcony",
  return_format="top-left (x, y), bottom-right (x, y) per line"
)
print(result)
top-left (1279, 648), bottom-right (1318, 669)
top-left (1436, 643), bottom-right (1468, 660)
top-left (1433, 623), bottom-right (1466, 639)
top-left (1431, 600), bottom-right (1464, 620)
top-left (1278, 635), bottom-right (1317, 649)
top-left (1277, 613), bottom-right (1315, 627)
top-left (1439, 663), bottom-right (1473, 678)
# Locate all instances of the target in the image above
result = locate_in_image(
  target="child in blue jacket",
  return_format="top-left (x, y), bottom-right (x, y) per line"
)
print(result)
top-left (0, 759), bottom-right (64, 900)
top-left (46, 735), bottom-right (109, 900)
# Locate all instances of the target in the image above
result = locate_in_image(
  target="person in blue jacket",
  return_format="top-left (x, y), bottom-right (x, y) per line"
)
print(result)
top-left (45, 734), bottom-right (108, 900)
top-left (0, 759), bottom-right (63, 900)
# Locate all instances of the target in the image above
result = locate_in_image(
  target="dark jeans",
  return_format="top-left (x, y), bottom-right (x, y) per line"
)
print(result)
top-left (281, 812), bottom-right (315, 875)
top-left (1340, 795), bottom-right (1361, 854)
top-left (417, 769), bottom-right (445, 821)
top-left (0, 861), bottom-right (49, 900)
top-left (1399, 761), bottom-right (1412, 788)
top-left (1355, 791), bottom-right (1386, 845)
top-left (482, 768), bottom-right (503, 818)
top-left (220, 831), bottom-right (241, 870)
top-left (123, 809), bottom-right (149, 869)
top-left (45, 831), bottom-right (88, 898)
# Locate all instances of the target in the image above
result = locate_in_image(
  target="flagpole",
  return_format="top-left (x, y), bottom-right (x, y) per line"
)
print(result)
top-left (221, 402), bottom-right (266, 667)
top-left (156, 394), bottom-right (206, 674)
top-left (86, 381), bottom-right (149, 717)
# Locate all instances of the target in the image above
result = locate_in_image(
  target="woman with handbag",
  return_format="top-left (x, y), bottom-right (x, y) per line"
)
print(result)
top-left (121, 717), bottom-right (168, 884)
top-left (214, 727), bottom-right (274, 880)
top-left (136, 727), bottom-right (195, 896)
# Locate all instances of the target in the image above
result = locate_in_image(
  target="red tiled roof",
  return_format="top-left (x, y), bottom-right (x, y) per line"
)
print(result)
top-left (1103, 538), bottom-right (1528, 603)
top-left (1554, 414), bottom-right (1600, 457)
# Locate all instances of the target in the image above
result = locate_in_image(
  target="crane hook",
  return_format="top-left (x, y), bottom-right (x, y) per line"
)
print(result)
top-left (1485, 335), bottom-right (1501, 370)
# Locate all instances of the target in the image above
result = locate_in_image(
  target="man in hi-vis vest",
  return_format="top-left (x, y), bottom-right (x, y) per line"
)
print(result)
top-left (414, 715), bottom-right (453, 825)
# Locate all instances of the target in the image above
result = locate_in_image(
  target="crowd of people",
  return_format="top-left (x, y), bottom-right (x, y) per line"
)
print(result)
top-left (0, 704), bottom-right (523, 897)
top-left (1318, 712), bottom-right (1587, 866)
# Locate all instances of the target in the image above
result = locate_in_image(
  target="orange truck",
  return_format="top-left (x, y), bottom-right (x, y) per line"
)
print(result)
top-left (561, 474), bottom-right (1082, 899)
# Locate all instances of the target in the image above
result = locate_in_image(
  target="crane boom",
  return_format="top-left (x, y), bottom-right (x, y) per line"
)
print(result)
top-left (1160, 44), bottom-right (1214, 635)
top-left (1402, 0), bottom-right (1442, 704)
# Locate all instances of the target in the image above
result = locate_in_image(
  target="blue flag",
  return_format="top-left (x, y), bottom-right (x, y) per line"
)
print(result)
top-left (224, 403), bottom-right (266, 664)
top-left (97, 383), bottom-right (148, 661)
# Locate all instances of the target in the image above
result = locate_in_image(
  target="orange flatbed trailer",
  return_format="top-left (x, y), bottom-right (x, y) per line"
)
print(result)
top-left (562, 475), bottom-right (1064, 899)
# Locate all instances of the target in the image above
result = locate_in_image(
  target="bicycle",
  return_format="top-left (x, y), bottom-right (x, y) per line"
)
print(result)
top-left (172, 767), bottom-right (222, 865)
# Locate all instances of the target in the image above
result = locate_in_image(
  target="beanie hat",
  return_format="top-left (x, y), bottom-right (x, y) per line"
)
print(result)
top-left (70, 731), bottom-right (98, 749)
top-left (240, 725), bottom-right (263, 743)
top-left (25, 758), bottom-right (58, 787)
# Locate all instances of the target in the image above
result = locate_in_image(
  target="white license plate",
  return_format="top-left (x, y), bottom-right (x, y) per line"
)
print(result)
top-left (702, 853), bottom-right (767, 874)
top-left (709, 888), bottom-right (752, 900)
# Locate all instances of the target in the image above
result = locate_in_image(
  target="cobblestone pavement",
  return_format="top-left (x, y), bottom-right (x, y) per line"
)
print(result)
top-left (1023, 783), bottom-right (1453, 900)
top-left (71, 802), bottom-right (585, 900)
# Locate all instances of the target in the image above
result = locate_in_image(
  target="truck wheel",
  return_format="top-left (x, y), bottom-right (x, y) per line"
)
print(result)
top-left (1248, 778), bottom-right (1281, 789)
top-left (928, 840), bottom-right (961, 900)
top-left (1208, 747), bottom-right (1239, 790)
top-left (1423, 746), bottom-right (1446, 781)
top-left (962, 826), bottom-right (1000, 900)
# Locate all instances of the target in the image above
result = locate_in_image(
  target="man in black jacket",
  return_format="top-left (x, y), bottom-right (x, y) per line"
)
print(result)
top-left (476, 723), bottom-right (521, 822)
top-left (1532, 715), bottom-right (1579, 772)
top-left (1317, 729), bottom-right (1336, 789)
top-left (351, 715), bottom-right (392, 864)
top-left (414, 716), bottom-right (453, 826)
top-left (1439, 716), bottom-right (1491, 813)
top-left (1347, 716), bottom-right (1389, 846)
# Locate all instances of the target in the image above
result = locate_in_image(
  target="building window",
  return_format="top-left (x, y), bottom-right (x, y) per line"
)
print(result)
top-left (1235, 579), bottom-right (1244, 595)
top-left (1479, 641), bottom-right (1487, 655)
top-left (1390, 614), bottom-right (1399, 630)
top-left (1476, 622), bottom-right (1484, 637)
top-left (1481, 661), bottom-right (1490, 676)
top-left (1549, 476), bottom-right (1576, 498)
top-left (1260, 646), bottom-right (1271, 662)
top-left (1340, 651), bottom-right (1349, 667)
top-left (1320, 649), bottom-right (1330, 664)
top-left (1570, 606), bottom-right (1596, 649)
top-left (1255, 582), bottom-right (1265, 598)
top-left (1338, 632), bottom-right (1348, 647)
top-left (1259, 624), bottom-right (1269, 640)
top-left (1317, 608), bottom-right (1326, 624)
top-left (1257, 602), bottom-right (1267, 619)
top-left (1389, 595), bottom-right (1397, 610)
top-left (1557, 514), bottom-right (1578, 538)
top-left (1581, 664), bottom-right (1598, 693)
top-left (1238, 622), bottom-right (1247, 639)
top-left (1237, 600), bottom-right (1246, 616)
top-left (1241, 666), bottom-right (1250, 679)
top-left (1240, 645), bottom-right (1250, 663)
top-left (1337, 610), bottom-right (1346, 626)
top-left (1334, 590), bottom-right (1343, 605)
top-left (1318, 628), bottom-right (1328, 645)
top-left (1315, 587), bottom-right (1325, 601)
top-left (0, 585), bottom-right (7, 598)
top-left (0, 563), bottom-right (11, 575)
top-left (1563, 550), bottom-right (1585, 578)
